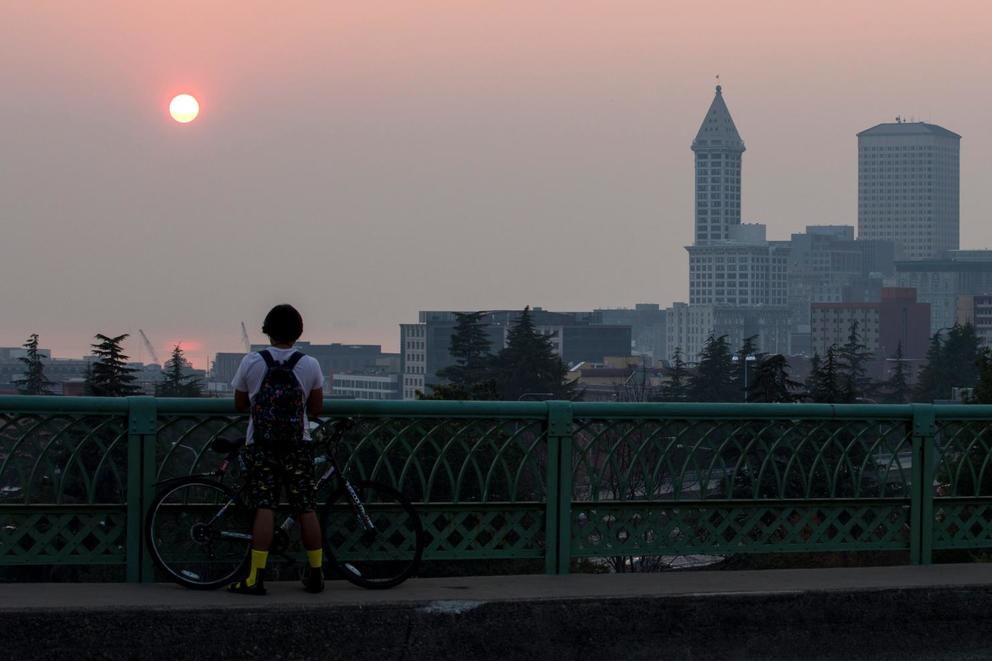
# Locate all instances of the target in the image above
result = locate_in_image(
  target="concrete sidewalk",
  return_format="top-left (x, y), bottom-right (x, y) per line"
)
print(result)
top-left (5, 565), bottom-right (992, 660)
top-left (3, 563), bottom-right (992, 611)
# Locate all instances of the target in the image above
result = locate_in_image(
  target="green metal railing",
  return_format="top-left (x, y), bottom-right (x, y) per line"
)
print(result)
top-left (2, 397), bottom-right (992, 581)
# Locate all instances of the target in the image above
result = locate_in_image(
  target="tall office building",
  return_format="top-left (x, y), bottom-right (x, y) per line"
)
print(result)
top-left (858, 121), bottom-right (960, 260)
top-left (691, 85), bottom-right (745, 245)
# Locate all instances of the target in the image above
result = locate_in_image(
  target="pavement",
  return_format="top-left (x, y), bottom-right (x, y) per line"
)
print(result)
top-left (3, 563), bottom-right (992, 611)
top-left (5, 565), bottom-right (992, 660)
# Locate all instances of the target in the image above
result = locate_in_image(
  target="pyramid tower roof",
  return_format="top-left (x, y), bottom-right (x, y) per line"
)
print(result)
top-left (692, 85), bottom-right (745, 152)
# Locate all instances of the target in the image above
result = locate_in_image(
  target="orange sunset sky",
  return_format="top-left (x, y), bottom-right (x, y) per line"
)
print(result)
top-left (2, 1), bottom-right (991, 368)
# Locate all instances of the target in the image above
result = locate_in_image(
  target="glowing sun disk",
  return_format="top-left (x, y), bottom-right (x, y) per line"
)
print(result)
top-left (169, 94), bottom-right (199, 123)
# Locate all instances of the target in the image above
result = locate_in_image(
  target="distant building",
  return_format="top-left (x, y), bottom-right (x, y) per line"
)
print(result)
top-left (594, 304), bottom-right (667, 360)
top-left (893, 250), bottom-right (992, 334)
top-left (811, 288), bottom-right (930, 359)
top-left (786, 225), bottom-right (896, 354)
top-left (858, 120), bottom-right (961, 260)
top-left (956, 295), bottom-right (992, 347)
top-left (330, 373), bottom-right (400, 400)
top-left (692, 84), bottom-right (744, 245)
top-left (400, 324), bottom-right (428, 400)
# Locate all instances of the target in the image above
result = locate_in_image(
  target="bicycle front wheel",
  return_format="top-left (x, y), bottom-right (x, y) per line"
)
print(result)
top-left (322, 480), bottom-right (424, 589)
top-left (145, 478), bottom-right (252, 590)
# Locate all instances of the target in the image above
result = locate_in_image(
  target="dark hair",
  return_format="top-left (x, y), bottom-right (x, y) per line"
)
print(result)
top-left (262, 304), bottom-right (303, 344)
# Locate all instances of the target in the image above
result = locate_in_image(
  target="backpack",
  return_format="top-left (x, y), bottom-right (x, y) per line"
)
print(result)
top-left (251, 350), bottom-right (306, 452)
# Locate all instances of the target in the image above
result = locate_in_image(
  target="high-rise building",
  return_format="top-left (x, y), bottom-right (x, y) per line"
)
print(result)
top-left (858, 121), bottom-right (961, 260)
top-left (671, 85), bottom-right (791, 360)
top-left (893, 250), bottom-right (992, 334)
top-left (692, 84), bottom-right (745, 245)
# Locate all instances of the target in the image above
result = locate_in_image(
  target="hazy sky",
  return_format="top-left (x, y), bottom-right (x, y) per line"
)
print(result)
top-left (3, 1), bottom-right (992, 367)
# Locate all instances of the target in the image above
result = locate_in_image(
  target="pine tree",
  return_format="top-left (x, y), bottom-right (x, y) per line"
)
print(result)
top-left (660, 347), bottom-right (689, 402)
top-left (837, 321), bottom-right (873, 403)
top-left (808, 346), bottom-right (843, 403)
top-left (943, 323), bottom-right (980, 397)
top-left (747, 354), bottom-right (801, 403)
top-left (880, 342), bottom-right (912, 404)
top-left (687, 335), bottom-right (736, 402)
top-left (156, 345), bottom-right (203, 397)
top-left (972, 349), bottom-right (992, 404)
top-left (425, 311), bottom-right (497, 399)
top-left (494, 307), bottom-right (574, 401)
top-left (13, 334), bottom-right (54, 395)
top-left (914, 332), bottom-right (945, 402)
top-left (86, 334), bottom-right (140, 397)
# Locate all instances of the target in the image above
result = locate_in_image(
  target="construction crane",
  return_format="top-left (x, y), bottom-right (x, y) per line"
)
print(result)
top-left (240, 322), bottom-right (251, 352)
top-left (138, 329), bottom-right (161, 365)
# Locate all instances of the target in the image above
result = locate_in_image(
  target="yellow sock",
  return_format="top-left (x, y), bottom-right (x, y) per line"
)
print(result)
top-left (306, 548), bottom-right (323, 569)
top-left (246, 549), bottom-right (268, 586)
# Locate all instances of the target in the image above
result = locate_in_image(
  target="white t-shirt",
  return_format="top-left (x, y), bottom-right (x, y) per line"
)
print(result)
top-left (231, 347), bottom-right (324, 445)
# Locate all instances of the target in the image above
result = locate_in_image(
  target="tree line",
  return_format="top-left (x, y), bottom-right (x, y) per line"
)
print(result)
top-left (12, 333), bottom-right (202, 397)
top-left (668, 321), bottom-right (992, 404)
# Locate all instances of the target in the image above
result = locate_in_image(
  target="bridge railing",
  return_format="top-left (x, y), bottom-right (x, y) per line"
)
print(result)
top-left (2, 397), bottom-right (991, 580)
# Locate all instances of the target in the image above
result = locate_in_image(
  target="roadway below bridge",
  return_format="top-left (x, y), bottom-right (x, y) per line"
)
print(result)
top-left (4, 564), bottom-right (992, 660)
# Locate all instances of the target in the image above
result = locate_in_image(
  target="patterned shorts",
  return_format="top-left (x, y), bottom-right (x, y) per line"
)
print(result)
top-left (243, 443), bottom-right (317, 513)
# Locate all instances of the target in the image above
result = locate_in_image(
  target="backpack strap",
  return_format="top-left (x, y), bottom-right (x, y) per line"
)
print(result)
top-left (285, 351), bottom-right (305, 370)
top-left (259, 349), bottom-right (276, 369)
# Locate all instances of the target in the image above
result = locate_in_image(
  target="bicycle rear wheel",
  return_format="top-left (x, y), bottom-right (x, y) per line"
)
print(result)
top-left (145, 478), bottom-right (252, 590)
top-left (321, 480), bottom-right (424, 589)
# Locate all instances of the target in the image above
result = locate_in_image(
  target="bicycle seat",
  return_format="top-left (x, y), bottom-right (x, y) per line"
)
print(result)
top-left (210, 437), bottom-right (246, 454)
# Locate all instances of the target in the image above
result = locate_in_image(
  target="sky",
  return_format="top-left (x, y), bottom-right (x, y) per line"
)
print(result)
top-left (3, 1), bottom-right (992, 368)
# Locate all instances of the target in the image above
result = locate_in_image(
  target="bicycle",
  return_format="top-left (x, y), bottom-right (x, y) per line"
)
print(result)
top-left (144, 418), bottom-right (425, 590)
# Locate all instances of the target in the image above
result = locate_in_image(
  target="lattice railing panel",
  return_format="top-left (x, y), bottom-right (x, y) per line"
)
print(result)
top-left (0, 508), bottom-right (126, 564)
top-left (418, 505), bottom-right (545, 559)
top-left (571, 501), bottom-right (911, 556)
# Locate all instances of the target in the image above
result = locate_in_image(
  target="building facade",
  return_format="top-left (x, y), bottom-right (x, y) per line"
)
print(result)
top-left (858, 121), bottom-right (961, 260)
top-left (892, 250), bottom-right (992, 335)
top-left (811, 288), bottom-right (930, 359)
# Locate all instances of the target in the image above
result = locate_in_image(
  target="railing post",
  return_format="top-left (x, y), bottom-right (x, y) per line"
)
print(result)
top-left (544, 401), bottom-right (573, 575)
top-left (126, 397), bottom-right (158, 583)
top-left (910, 404), bottom-right (936, 565)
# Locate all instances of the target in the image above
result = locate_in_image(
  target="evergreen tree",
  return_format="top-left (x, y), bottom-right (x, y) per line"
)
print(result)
top-left (86, 334), bottom-right (140, 397)
top-left (747, 354), bottom-right (801, 403)
top-left (972, 349), bottom-right (992, 404)
top-left (426, 311), bottom-right (497, 400)
top-left (687, 335), bottom-right (737, 402)
top-left (494, 307), bottom-right (574, 401)
top-left (13, 333), bottom-right (54, 395)
top-left (914, 324), bottom-right (981, 402)
top-left (807, 346), bottom-right (843, 403)
top-left (942, 323), bottom-right (981, 397)
top-left (913, 332), bottom-right (945, 402)
top-left (880, 342), bottom-right (912, 404)
top-left (156, 344), bottom-right (203, 397)
top-left (660, 347), bottom-right (689, 402)
top-left (837, 321), bottom-right (873, 403)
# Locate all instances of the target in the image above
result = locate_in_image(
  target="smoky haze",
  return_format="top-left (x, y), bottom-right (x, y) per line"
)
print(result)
top-left (2, 1), bottom-right (992, 366)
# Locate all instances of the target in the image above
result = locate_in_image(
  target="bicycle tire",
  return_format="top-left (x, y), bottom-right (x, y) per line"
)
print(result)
top-left (145, 478), bottom-right (252, 590)
top-left (321, 480), bottom-right (424, 589)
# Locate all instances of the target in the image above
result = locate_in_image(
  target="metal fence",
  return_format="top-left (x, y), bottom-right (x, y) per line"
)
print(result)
top-left (2, 397), bottom-right (991, 581)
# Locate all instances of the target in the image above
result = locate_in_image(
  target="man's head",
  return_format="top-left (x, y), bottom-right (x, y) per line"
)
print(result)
top-left (262, 304), bottom-right (304, 345)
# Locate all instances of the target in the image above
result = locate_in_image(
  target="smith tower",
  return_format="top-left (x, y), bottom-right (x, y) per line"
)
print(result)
top-left (691, 84), bottom-right (745, 245)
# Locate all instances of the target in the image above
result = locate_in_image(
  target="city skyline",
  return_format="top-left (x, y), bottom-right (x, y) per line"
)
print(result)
top-left (4, 1), bottom-right (992, 366)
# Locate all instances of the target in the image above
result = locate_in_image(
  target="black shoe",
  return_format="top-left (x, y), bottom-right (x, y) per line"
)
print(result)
top-left (302, 566), bottom-right (324, 594)
top-left (228, 571), bottom-right (266, 596)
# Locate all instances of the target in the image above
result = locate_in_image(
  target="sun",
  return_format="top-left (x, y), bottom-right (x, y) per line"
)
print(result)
top-left (169, 94), bottom-right (199, 123)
